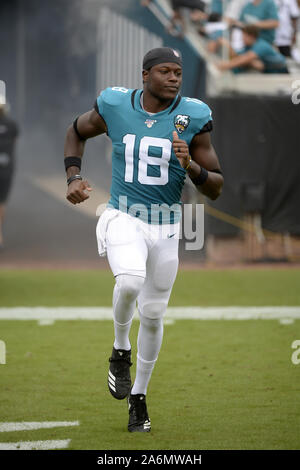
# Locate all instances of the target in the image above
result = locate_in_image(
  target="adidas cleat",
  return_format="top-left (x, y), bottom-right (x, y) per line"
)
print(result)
top-left (127, 393), bottom-right (151, 432)
top-left (108, 347), bottom-right (132, 400)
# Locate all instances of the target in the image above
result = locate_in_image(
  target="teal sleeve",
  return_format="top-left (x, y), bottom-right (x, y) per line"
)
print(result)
top-left (96, 88), bottom-right (114, 135)
top-left (251, 41), bottom-right (268, 58)
top-left (196, 104), bottom-right (213, 134)
top-left (96, 90), bottom-right (107, 119)
top-left (268, 0), bottom-right (279, 20)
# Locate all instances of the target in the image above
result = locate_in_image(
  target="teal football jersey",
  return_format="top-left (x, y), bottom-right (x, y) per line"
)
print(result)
top-left (96, 87), bottom-right (212, 224)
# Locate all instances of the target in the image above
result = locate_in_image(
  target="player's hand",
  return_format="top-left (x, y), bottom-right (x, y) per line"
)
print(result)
top-left (66, 179), bottom-right (92, 205)
top-left (172, 131), bottom-right (190, 169)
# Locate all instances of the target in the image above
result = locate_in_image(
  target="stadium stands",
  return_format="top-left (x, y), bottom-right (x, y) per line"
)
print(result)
top-left (144, 0), bottom-right (300, 95)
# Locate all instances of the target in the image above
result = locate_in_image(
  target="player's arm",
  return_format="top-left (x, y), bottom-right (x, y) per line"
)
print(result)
top-left (64, 109), bottom-right (107, 205)
top-left (173, 130), bottom-right (223, 200)
top-left (188, 131), bottom-right (223, 200)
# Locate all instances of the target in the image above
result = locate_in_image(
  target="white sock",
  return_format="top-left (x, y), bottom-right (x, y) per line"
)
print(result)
top-left (131, 314), bottom-right (164, 395)
top-left (131, 355), bottom-right (156, 395)
top-left (113, 318), bottom-right (132, 351)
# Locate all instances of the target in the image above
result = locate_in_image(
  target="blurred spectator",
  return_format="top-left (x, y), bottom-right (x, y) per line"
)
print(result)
top-left (210, 0), bottom-right (224, 15)
top-left (0, 103), bottom-right (19, 249)
top-left (224, 0), bottom-right (250, 50)
top-left (169, 0), bottom-right (207, 36)
top-left (224, 0), bottom-right (249, 24)
top-left (238, 0), bottom-right (279, 44)
top-left (202, 12), bottom-right (229, 53)
top-left (216, 24), bottom-right (288, 72)
top-left (274, 0), bottom-right (300, 57)
top-left (141, 0), bottom-right (207, 36)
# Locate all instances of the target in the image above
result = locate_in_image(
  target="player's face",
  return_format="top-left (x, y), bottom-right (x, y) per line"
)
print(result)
top-left (143, 63), bottom-right (182, 101)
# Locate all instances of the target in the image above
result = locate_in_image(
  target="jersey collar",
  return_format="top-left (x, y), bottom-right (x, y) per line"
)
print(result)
top-left (132, 89), bottom-right (181, 116)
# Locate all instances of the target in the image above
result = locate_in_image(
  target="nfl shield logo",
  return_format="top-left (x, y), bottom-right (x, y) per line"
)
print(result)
top-left (174, 115), bottom-right (190, 134)
top-left (145, 119), bottom-right (157, 128)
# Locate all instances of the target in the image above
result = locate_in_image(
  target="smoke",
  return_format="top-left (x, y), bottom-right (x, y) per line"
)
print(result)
top-left (64, 0), bottom-right (101, 58)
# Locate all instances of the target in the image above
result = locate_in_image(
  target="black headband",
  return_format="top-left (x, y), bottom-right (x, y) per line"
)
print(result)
top-left (143, 47), bottom-right (182, 70)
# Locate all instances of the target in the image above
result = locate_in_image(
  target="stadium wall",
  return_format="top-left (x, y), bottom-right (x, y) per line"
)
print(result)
top-left (207, 95), bottom-right (300, 236)
top-left (204, 95), bottom-right (300, 263)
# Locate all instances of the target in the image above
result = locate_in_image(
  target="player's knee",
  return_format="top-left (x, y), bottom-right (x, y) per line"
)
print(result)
top-left (141, 302), bottom-right (166, 320)
top-left (116, 274), bottom-right (145, 303)
top-left (140, 311), bottom-right (163, 331)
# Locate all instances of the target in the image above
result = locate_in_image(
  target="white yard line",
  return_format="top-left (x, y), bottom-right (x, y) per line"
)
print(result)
top-left (0, 421), bottom-right (79, 433)
top-left (0, 439), bottom-right (71, 450)
top-left (0, 306), bottom-right (300, 320)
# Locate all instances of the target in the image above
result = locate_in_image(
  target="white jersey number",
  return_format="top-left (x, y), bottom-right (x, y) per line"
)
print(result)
top-left (123, 134), bottom-right (171, 186)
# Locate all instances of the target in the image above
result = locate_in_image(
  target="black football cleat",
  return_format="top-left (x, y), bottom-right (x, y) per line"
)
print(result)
top-left (127, 392), bottom-right (151, 432)
top-left (108, 347), bottom-right (132, 400)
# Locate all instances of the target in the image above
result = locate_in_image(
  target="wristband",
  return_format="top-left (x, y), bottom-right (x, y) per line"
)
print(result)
top-left (64, 156), bottom-right (82, 171)
top-left (67, 174), bottom-right (82, 185)
top-left (191, 167), bottom-right (208, 186)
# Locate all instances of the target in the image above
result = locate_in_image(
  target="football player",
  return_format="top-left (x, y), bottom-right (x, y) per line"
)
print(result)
top-left (64, 47), bottom-right (223, 433)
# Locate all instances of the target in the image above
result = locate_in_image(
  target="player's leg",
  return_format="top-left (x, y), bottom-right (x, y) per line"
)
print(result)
top-left (98, 211), bottom-right (148, 399)
top-left (107, 273), bottom-right (145, 400)
top-left (128, 230), bottom-right (179, 431)
top-left (134, 237), bottom-right (179, 395)
top-left (112, 273), bottom-right (145, 352)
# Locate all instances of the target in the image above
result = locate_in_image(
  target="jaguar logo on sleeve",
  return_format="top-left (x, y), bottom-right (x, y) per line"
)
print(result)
top-left (174, 114), bottom-right (190, 134)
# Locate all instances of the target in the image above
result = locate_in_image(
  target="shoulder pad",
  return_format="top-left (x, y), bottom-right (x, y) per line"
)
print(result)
top-left (181, 97), bottom-right (212, 119)
top-left (99, 87), bottom-right (133, 107)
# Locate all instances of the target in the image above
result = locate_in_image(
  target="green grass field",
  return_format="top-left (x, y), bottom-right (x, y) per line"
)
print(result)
top-left (0, 269), bottom-right (300, 450)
